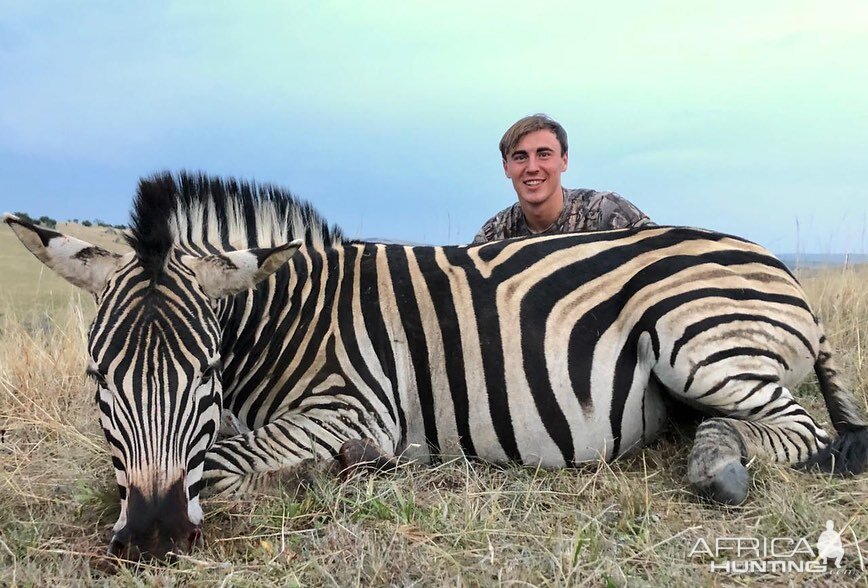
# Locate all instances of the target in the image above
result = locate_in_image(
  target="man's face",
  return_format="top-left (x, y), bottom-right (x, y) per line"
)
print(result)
top-left (503, 129), bottom-right (568, 207)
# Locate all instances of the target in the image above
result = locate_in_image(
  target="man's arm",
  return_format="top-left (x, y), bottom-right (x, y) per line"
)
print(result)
top-left (471, 218), bottom-right (496, 244)
top-left (470, 205), bottom-right (519, 244)
top-left (593, 191), bottom-right (654, 229)
top-left (471, 229), bottom-right (491, 245)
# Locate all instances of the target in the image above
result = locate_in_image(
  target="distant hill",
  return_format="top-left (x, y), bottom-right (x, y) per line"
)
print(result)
top-left (54, 222), bottom-right (131, 253)
top-left (776, 253), bottom-right (868, 270)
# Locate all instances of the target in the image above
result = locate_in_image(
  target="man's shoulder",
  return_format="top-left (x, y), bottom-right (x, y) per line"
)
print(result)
top-left (564, 188), bottom-right (621, 204)
top-left (491, 201), bottom-right (524, 221)
top-left (562, 187), bottom-right (652, 230)
top-left (472, 202), bottom-right (525, 243)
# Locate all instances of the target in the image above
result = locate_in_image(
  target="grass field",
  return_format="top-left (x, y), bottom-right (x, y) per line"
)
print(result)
top-left (0, 228), bottom-right (866, 586)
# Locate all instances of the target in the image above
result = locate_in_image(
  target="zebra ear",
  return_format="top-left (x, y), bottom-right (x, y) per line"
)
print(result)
top-left (183, 239), bottom-right (303, 299)
top-left (4, 213), bottom-right (126, 296)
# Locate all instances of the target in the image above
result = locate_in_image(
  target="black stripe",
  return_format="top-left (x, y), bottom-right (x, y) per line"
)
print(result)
top-left (731, 380), bottom-right (772, 407)
top-left (358, 244), bottom-right (406, 441)
top-left (414, 246), bottom-right (477, 458)
top-left (473, 226), bottom-right (663, 265)
top-left (266, 249), bottom-right (339, 418)
top-left (685, 348), bottom-right (790, 393)
top-left (90, 270), bottom-right (148, 358)
top-left (747, 389), bottom-right (786, 416)
top-left (787, 428), bottom-right (812, 462)
top-left (385, 245), bottom-right (440, 453)
top-left (700, 373), bottom-right (780, 400)
top-left (671, 313), bottom-right (815, 367)
top-left (264, 421), bottom-right (304, 458)
top-left (303, 340), bottom-right (394, 436)
top-left (746, 421), bottom-right (774, 456)
top-left (519, 273), bottom-right (576, 463)
top-left (188, 479), bottom-right (205, 499)
top-left (445, 246), bottom-right (521, 461)
top-left (221, 252), bottom-right (304, 413)
top-left (205, 446), bottom-right (246, 474)
top-left (335, 246), bottom-right (399, 426)
top-left (243, 249), bottom-right (332, 420)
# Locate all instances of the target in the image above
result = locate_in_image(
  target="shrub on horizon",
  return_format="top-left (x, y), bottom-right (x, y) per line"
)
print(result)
top-left (13, 211), bottom-right (36, 224)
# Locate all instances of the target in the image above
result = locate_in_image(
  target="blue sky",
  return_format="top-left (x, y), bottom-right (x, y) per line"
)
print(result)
top-left (1, 1), bottom-right (866, 252)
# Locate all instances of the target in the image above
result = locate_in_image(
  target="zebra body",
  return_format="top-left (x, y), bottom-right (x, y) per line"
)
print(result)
top-left (208, 230), bottom-right (825, 485)
top-left (5, 172), bottom-right (866, 559)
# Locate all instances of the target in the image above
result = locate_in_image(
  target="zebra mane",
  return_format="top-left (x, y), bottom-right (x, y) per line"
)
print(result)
top-left (125, 171), bottom-right (344, 275)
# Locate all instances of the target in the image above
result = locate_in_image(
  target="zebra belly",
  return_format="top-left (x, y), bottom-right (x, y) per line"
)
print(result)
top-left (433, 388), bottom-right (669, 467)
top-left (406, 367), bottom-right (670, 468)
top-left (510, 376), bottom-right (667, 466)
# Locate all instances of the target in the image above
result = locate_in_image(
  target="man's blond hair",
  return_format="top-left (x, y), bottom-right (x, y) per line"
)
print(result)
top-left (499, 114), bottom-right (568, 160)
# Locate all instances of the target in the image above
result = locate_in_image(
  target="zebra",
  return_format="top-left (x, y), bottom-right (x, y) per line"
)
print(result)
top-left (4, 171), bottom-right (866, 560)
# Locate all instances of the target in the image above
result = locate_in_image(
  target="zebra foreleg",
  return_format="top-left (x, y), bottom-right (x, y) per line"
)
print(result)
top-left (687, 383), bottom-right (832, 505)
top-left (203, 406), bottom-right (397, 495)
top-left (202, 423), bottom-right (335, 495)
top-left (337, 438), bottom-right (399, 477)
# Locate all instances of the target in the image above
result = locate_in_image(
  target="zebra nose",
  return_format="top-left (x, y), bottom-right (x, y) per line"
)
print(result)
top-left (107, 526), bottom-right (202, 561)
top-left (108, 479), bottom-right (202, 560)
top-left (107, 530), bottom-right (132, 559)
top-left (107, 527), bottom-right (149, 562)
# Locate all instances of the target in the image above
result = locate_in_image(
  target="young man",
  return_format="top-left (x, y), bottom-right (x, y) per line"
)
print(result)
top-left (472, 114), bottom-right (652, 244)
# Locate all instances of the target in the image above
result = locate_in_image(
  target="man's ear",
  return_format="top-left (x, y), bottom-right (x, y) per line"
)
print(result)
top-left (503, 159), bottom-right (510, 178)
top-left (182, 240), bottom-right (303, 299)
top-left (4, 213), bottom-right (127, 296)
top-left (562, 151), bottom-right (568, 172)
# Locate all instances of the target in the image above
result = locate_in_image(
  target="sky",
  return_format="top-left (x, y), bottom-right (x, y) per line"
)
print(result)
top-left (1, 1), bottom-right (867, 253)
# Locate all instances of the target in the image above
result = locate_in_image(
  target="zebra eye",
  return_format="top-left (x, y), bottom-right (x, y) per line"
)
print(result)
top-left (86, 367), bottom-right (108, 388)
top-left (200, 364), bottom-right (219, 384)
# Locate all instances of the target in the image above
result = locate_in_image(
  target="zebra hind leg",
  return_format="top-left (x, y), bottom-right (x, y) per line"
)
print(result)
top-left (797, 341), bottom-right (868, 475)
top-left (686, 381), bottom-right (832, 505)
top-left (796, 427), bottom-right (868, 475)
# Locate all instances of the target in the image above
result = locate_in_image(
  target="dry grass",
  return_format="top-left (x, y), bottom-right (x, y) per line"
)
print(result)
top-left (0, 266), bottom-right (866, 586)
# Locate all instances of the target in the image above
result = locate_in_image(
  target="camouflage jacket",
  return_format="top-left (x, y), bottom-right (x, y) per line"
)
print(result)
top-left (472, 188), bottom-right (653, 244)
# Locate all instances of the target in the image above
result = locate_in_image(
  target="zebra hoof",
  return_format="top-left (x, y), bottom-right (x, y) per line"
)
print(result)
top-left (337, 439), bottom-right (398, 477)
top-left (692, 461), bottom-right (749, 505)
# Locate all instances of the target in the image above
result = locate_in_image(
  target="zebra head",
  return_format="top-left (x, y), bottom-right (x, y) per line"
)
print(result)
top-left (4, 213), bottom-right (300, 560)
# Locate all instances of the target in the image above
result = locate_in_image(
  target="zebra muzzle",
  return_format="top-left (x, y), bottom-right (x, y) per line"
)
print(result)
top-left (108, 478), bottom-right (202, 561)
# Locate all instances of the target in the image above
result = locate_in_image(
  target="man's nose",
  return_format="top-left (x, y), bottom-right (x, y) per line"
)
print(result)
top-left (525, 155), bottom-right (541, 172)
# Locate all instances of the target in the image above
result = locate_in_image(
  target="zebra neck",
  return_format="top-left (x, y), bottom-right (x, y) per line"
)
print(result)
top-left (216, 245), bottom-right (347, 418)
